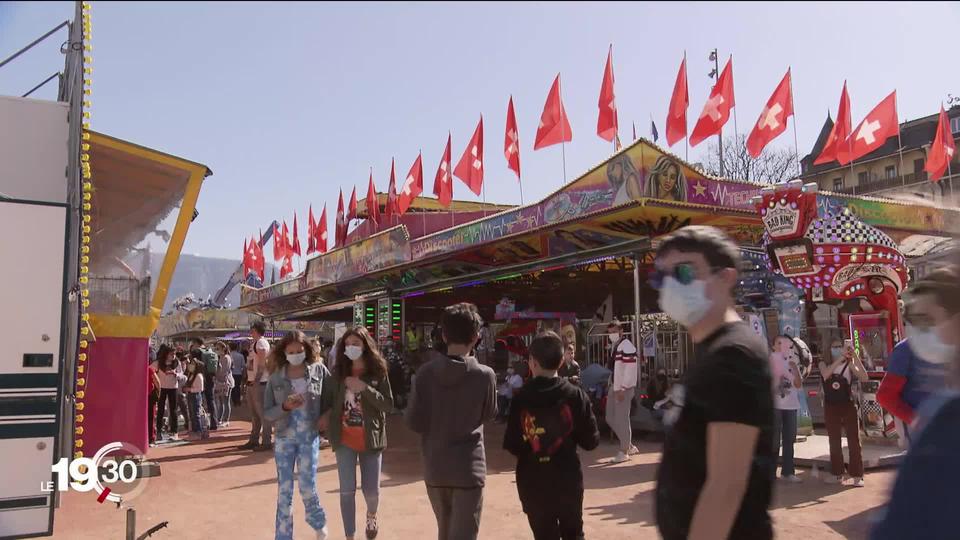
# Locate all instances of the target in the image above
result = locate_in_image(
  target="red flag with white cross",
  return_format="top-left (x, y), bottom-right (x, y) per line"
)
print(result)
top-left (385, 159), bottom-right (400, 224)
top-left (925, 105), bottom-right (955, 182)
top-left (689, 57), bottom-right (735, 147)
top-left (534, 74), bottom-right (573, 150)
top-left (505, 96), bottom-right (521, 180)
top-left (399, 152), bottom-right (424, 215)
top-left (318, 204), bottom-right (329, 254)
top-left (454, 116), bottom-right (484, 196)
top-left (746, 68), bottom-right (794, 158)
top-left (842, 90), bottom-right (898, 165)
top-left (815, 82), bottom-right (852, 165)
top-left (433, 133), bottom-right (454, 208)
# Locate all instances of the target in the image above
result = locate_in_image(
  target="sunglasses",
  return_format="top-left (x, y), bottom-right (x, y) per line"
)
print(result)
top-left (649, 263), bottom-right (722, 290)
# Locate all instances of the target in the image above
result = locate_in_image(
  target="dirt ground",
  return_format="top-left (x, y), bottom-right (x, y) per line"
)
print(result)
top-left (51, 407), bottom-right (894, 540)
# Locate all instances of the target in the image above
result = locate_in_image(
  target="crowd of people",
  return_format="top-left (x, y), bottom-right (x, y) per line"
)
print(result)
top-left (144, 224), bottom-right (960, 540)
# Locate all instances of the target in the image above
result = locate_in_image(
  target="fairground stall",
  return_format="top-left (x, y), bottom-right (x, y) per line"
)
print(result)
top-left (157, 307), bottom-right (328, 344)
top-left (81, 133), bottom-right (212, 456)
top-left (240, 139), bottom-right (960, 432)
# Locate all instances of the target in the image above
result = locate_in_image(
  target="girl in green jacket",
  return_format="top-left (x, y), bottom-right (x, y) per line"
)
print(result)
top-left (318, 327), bottom-right (393, 540)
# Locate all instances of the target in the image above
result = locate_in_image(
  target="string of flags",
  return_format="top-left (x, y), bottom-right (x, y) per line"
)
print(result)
top-left (243, 43), bottom-right (951, 282)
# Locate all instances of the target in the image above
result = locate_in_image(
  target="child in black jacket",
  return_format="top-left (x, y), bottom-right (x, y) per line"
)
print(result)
top-left (504, 331), bottom-right (601, 540)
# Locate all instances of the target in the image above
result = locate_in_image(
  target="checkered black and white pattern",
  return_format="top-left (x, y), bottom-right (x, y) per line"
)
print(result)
top-left (806, 211), bottom-right (899, 251)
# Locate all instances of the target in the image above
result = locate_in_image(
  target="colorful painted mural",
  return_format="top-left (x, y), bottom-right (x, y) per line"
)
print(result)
top-left (306, 226), bottom-right (410, 288)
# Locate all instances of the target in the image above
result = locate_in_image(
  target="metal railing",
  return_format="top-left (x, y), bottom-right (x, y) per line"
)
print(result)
top-left (835, 171), bottom-right (931, 195)
top-left (88, 276), bottom-right (151, 316)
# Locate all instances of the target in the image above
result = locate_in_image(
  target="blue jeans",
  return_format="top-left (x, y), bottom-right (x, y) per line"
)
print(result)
top-left (186, 392), bottom-right (206, 435)
top-left (773, 408), bottom-right (798, 476)
top-left (275, 407), bottom-right (326, 540)
top-left (335, 446), bottom-right (382, 537)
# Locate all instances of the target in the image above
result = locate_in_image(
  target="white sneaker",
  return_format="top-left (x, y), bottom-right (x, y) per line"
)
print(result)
top-left (169, 433), bottom-right (179, 441)
top-left (782, 474), bottom-right (803, 483)
top-left (852, 477), bottom-right (864, 487)
top-left (610, 451), bottom-right (630, 464)
top-left (315, 525), bottom-right (328, 540)
top-left (628, 445), bottom-right (640, 455)
top-left (823, 475), bottom-right (843, 484)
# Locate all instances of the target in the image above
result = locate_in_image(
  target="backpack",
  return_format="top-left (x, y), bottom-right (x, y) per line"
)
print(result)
top-left (202, 349), bottom-right (220, 377)
top-left (517, 401), bottom-right (575, 463)
top-left (822, 362), bottom-right (852, 405)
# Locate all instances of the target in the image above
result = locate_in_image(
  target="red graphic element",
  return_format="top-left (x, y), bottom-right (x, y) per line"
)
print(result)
top-left (534, 74), bottom-right (573, 150)
top-left (746, 68), bottom-right (794, 158)
top-left (690, 57), bottom-right (735, 147)
top-left (454, 116), bottom-right (484, 196)
top-left (814, 82), bottom-right (852, 165)
top-left (97, 487), bottom-right (111, 503)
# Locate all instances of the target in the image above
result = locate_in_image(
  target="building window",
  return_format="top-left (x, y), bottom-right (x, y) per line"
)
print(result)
top-left (885, 165), bottom-right (897, 179)
top-left (832, 177), bottom-right (843, 190)
top-left (858, 171), bottom-right (869, 185)
top-left (951, 116), bottom-right (960, 134)
top-left (914, 158), bottom-right (925, 173)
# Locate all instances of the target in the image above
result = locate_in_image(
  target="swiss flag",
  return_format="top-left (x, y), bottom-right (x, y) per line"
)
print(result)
top-left (454, 116), bottom-right (484, 196)
top-left (814, 82), bottom-right (852, 165)
top-left (597, 45), bottom-right (618, 143)
top-left (746, 68), bottom-right (794, 158)
top-left (844, 90), bottom-right (898, 165)
top-left (348, 187), bottom-right (358, 222)
top-left (433, 133), bottom-right (453, 207)
top-left (280, 254), bottom-right (293, 279)
top-left (336, 191), bottom-right (347, 248)
top-left (281, 220), bottom-right (291, 257)
top-left (253, 234), bottom-right (265, 281)
top-left (272, 220), bottom-right (284, 262)
top-left (925, 105), bottom-right (955, 182)
top-left (307, 205), bottom-right (317, 254)
top-left (291, 212), bottom-right (302, 257)
top-left (317, 204), bottom-right (329, 254)
top-left (385, 159), bottom-right (400, 224)
top-left (366, 171), bottom-right (380, 227)
top-left (690, 57), bottom-right (735, 147)
top-left (242, 238), bottom-right (251, 279)
top-left (534, 74), bottom-right (573, 150)
top-left (665, 55), bottom-right (689, 147)
top-left (504, 96), bottom-right (521, 180)
top-left (398, 152), bottom-right (424, 215)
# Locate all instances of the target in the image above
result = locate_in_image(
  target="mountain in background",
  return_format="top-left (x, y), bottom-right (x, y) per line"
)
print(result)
top-left (139, 253), bottom-right (277, 313)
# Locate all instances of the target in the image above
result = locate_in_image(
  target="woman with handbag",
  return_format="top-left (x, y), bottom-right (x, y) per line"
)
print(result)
top-left (819, 338), bottom-right (870, 486)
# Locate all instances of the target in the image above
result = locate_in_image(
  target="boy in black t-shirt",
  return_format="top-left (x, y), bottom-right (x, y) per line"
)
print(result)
top-left (651, 226), bottom-right (774, 540)
top-left (504, 331), bottom-right (600, 540)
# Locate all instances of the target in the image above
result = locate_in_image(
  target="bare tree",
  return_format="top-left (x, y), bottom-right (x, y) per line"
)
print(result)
top-left (702, 133), bottom-right (798, 184)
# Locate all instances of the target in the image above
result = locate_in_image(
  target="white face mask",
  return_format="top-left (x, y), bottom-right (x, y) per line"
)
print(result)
top-left (658, 276), bottom-right (713, 328)
top-left (608, 333), bottom-right (620, 344)
top-left (287, 352), bottom-right (306, 366)
top-left (345, 345), bottom-right (364, 361)
top-left (907, 324), bottom-right (957, 364)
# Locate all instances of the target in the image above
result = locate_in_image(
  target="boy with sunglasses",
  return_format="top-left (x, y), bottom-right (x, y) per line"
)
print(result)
top-left (651, 226), bottom-right (775, 540)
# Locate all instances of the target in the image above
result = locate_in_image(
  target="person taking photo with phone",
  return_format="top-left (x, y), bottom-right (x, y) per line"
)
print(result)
top-left (820, 337), bottom-right (869, 487)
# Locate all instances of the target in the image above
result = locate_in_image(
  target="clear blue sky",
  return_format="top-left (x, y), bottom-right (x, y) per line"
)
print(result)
top-left (3, 2), bottom-right (959, 260)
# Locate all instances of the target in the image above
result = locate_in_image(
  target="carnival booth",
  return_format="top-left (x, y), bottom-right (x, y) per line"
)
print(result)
top-left (754, 180), bottom-right (910, 438)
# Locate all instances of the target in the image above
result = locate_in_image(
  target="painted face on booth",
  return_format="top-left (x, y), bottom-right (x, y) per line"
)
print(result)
top-left (662, 165), bottom-right (679, 192)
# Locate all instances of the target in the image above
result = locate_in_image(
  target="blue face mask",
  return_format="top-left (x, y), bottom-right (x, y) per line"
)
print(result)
top-left (830, 346), bottom-right (843, 358)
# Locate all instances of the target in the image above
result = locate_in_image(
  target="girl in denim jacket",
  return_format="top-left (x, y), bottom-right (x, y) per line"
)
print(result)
top-left (263, 331), bottom-right (334, 540)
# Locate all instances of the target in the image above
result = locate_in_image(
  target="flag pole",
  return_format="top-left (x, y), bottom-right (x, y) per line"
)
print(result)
top-left (712, 49), bottom-right (723, 175)
top-left (419, 148), bottom-right (427, 237)
top-left (788, 69), bottom-right (802, 178)
top-left (729, 55), bottom-right (739, 140)
top-left (519, 172), bottom-right (525, 206)
top-left (894, 92), bottom-right (906, 191)
top-left (684, 50), bottom-right (689, 162)
top-left (610, 44), bottom-right (619, 154)
top-left (559, 75), bottom-right (568, 185)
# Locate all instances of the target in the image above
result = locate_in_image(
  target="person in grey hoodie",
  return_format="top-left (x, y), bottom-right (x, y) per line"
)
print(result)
top-left (405, 302), bottom-right (497, 540)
